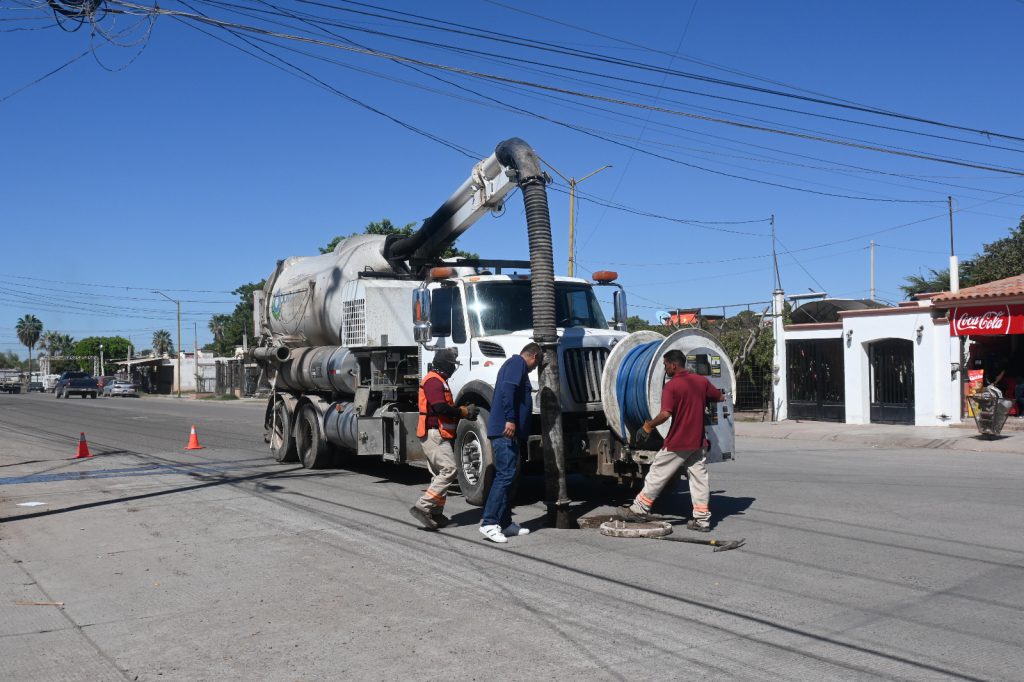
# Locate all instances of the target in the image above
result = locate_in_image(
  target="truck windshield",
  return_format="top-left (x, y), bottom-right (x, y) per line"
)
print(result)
top-left (466, 281), bottom-right (608, 336)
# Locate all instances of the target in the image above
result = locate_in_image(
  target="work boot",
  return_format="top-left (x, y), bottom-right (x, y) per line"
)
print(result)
top-left (616, 505), bottom-right (649, 523)
top-left (687, 518), bottom-right (711, 533)
top-left (409, 506), bottom-right (439, 531)
top-left (432, 513), bottom-right (451, 529)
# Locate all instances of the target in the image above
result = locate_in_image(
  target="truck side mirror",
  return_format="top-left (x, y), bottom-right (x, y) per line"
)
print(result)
top-left (613, 288), bottom-right (628, 332)
top-left (412, 288), bottom-right (432, 344)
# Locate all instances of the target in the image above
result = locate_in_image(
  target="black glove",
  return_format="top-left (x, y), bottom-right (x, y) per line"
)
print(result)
top-left (464, 404), bottom-right (480, 420)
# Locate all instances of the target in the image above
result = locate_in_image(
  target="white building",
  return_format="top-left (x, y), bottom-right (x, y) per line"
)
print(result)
top-left (774, 297), bottom-right (961, 426)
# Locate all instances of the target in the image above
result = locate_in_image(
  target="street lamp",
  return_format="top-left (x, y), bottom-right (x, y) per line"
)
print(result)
top-left (99, 343), bottom-right (104, 377)
top-left (542, 159), bottom-right (612, 278)
top-left (153, 290), bottom-right (181, 398)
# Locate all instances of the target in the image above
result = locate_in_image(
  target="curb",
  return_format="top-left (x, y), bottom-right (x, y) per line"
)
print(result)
top-left (735, 423), bottom-right (1023, 454)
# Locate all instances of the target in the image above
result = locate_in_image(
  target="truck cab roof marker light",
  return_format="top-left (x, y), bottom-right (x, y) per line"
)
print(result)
top-left (429, 266), bottom-right (456, 280)
top-left (592, 270), bottom-right (619, 283)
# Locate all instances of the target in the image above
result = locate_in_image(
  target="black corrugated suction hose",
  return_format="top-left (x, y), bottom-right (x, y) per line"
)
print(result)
top-left (494, 137), bottom-right (556, 345)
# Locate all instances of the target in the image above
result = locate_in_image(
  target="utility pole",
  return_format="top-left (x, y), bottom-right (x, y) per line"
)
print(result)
top-left (770, 214), bottom-right (785, 423)
top-left (542, 159), bottom-right (612, 277)
top-left (771, 214), bottom-right (781, 291)
top-left (948, 195), bottom-right (960, 292)
top-left (99, 343), bottom-right (104, 378)
top-left (153, 290), bottom-right (182, 398)
top-left (194, 321), bottom-right (199, 393)
top-left (869, 240), bottom-right (876, 301)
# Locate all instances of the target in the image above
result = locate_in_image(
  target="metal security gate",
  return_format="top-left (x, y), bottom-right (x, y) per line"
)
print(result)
top-left (870, 339), bottom-right (915, 424)
top-left (786, 339), bottom-right (845, 422)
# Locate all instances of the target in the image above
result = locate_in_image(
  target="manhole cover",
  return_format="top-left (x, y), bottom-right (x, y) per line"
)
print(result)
top-left (599, 519), bottom-right (673, 538)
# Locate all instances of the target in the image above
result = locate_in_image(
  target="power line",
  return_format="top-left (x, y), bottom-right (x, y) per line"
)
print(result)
top-left (102, 1), bottom-right (1024, 179)
top-left (0, 273), bottom-right (235, 294)
top-left (170, 0), bottom-right (481, 160)
top-left (307, 0), bottom-right (1024, 146)
top-left (165, 8), bottom-right (955, 202)
top-left (0, 48), bottom-right (91, 104)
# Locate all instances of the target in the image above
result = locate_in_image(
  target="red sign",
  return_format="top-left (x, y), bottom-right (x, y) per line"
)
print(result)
top-left (949, 304), bottom-right (1024, 336)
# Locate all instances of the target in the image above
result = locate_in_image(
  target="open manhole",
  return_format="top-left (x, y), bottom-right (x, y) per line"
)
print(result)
top-left (599, 519), bottom-right (673, 538)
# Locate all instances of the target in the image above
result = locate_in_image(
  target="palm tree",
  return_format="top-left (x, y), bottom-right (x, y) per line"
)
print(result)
top-left (152, 329), bottom-right (174, 357)
top-left (37, 330), bottom-right (57, 373)
top-left (15, 314), bottom-right (43, 378)
top-left (38, 331), bottom-right (75, 373)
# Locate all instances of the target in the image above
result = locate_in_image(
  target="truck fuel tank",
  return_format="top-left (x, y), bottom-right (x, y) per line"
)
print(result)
top-left (274, 346), bottom-right (359, 395)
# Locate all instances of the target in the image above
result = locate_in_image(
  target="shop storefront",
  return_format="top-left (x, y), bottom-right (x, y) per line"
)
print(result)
top-left (934, 294), bottom-right (1024, 418)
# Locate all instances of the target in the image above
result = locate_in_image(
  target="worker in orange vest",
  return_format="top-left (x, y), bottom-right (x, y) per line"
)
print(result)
top-left (410, 348), bottom-right (478, 530)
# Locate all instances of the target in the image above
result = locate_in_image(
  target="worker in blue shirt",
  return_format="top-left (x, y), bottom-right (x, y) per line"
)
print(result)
top-left (480, 343), bottom-right (541, 543)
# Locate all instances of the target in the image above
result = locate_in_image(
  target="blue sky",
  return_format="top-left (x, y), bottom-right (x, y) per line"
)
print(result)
top-left (3, 0), bottom-right (1023, 354)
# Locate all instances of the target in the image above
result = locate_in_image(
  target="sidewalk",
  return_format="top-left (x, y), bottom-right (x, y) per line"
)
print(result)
top-left (736, 419), bottom-right (1024, 454)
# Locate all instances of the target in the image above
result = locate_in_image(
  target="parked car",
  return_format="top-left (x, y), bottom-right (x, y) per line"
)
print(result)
top-left (0, 373), bottom-right (22, 394)
top-left (103, 380), bottom-right (138, 398)
top-left (54, 372), bottom-right (99, 399)
top-left (97, 375), bottom-right (116, 391)
top-left (28, 382), bottom-right (45, 393)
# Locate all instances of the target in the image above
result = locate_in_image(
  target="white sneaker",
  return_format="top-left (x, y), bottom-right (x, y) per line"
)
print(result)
top-left (479, 524), bottom-right (508, 544)
top-left (503, 522), bottom-right (530, 536)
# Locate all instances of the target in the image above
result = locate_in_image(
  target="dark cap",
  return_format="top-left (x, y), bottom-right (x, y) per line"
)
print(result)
top-left (433, 348), bottom-right (458, 364)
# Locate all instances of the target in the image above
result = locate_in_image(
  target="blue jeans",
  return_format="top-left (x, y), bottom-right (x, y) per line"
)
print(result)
top-left (481, 436), bottom-right (519, 528)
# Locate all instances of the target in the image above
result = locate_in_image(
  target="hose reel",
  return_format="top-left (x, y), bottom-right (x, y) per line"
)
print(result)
top-left (601, 328), bottom-right (737, 463)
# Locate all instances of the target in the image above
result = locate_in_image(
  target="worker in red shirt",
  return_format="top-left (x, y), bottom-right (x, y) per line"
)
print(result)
top-left (410, 348), bottom-right (477, 530)
top-left (618, 349), bottom-right (725, 532)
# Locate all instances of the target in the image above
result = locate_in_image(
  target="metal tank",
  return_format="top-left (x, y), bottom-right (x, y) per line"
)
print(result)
top-left (261, 234), bottom-right (394, 347)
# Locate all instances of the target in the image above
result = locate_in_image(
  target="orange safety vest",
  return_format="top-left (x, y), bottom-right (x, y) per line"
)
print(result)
top-left (417, 371), bottom-right (456, 440)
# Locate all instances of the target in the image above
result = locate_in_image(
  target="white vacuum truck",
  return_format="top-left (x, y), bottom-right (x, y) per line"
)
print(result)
top-left (252, 138), bottom-right (735, 506)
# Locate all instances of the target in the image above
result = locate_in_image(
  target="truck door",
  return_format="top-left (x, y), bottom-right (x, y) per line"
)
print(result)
top-left (428, 285), bottom-right (471, 397)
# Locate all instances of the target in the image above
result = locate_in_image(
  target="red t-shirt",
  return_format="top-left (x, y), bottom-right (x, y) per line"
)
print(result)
top-left (661, 371), bottom-right (722, 451)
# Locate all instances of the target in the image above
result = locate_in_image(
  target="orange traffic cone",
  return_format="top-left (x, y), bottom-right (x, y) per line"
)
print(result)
top-left (75, 432), bottom-right (92, 459)
top-left (184, 425), bottom-right (205, 451)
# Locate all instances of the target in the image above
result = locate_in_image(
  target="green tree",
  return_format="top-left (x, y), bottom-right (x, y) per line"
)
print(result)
top-left (75, 337), bottom-right (131, 374)
top-left (152, 330), bottom-right (174, 357)
top-left (624, 315), bottom-right (671, 333)
top-left (899, 216), bottom-right (1024, 298)
top-left (15, 314), bottom-right (42, 376)
top-left (961, 220), bottom-right (1024, 285)
top-left (0, 351), bottom-right (21, 369)
top-left (207, 280), bottom-right (265, 356)
top-left (320, 218), bottom-right (479, 259)
top-left (900, 267), bottom-right (951, 299)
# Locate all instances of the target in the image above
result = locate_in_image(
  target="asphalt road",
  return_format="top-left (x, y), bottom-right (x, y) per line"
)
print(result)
top-left (1, 392), bottom-right (1022, 681)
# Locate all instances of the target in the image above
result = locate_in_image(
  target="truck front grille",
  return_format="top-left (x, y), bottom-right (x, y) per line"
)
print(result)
top-left (563, 347), bottom-right (608, 404)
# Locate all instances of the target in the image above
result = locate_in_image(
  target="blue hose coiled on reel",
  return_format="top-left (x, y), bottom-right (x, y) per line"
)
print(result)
top-left (616, 340), bottom-right (661, 441)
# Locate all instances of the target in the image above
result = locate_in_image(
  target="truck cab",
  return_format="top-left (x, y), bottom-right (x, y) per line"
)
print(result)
top-left (415, 269), bottom-right (628, 502)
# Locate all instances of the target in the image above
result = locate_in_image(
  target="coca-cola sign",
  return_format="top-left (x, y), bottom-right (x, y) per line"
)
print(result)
top-left (950, 304), bottom-right (1024, 336)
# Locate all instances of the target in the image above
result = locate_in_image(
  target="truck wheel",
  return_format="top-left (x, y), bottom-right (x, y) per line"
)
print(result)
top-left (268, 400), bottom-right (298, 463)
top-left (295, 405), bottom-right (330, 469)
top-left (89, 392), bottom-right (97, 399)
top-left (455, 407), bottom-right (494, 506)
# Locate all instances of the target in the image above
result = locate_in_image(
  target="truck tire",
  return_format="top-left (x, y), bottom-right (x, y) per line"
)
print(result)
top-left (295, 404), bottom-right (330, 469)
top-left (455, 407), bottom-right (494, 506)
top-left (269, 400), bottom-right (298, 463)
top-left (89, 392), bottom-right (97, 399)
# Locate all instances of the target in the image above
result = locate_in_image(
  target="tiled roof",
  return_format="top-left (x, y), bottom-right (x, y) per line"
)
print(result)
top-left (930, 274), bottom-right (1024, 304)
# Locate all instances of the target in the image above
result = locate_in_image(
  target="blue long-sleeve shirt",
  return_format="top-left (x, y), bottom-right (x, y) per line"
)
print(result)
top-left (487, 354), bottom-right (533, 439)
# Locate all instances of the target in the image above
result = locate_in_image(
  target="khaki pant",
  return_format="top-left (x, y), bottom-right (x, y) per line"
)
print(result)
top-left (415, 429), bottom-right (457, 513)
top-left (630, 448), bottom-right (710, 521)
